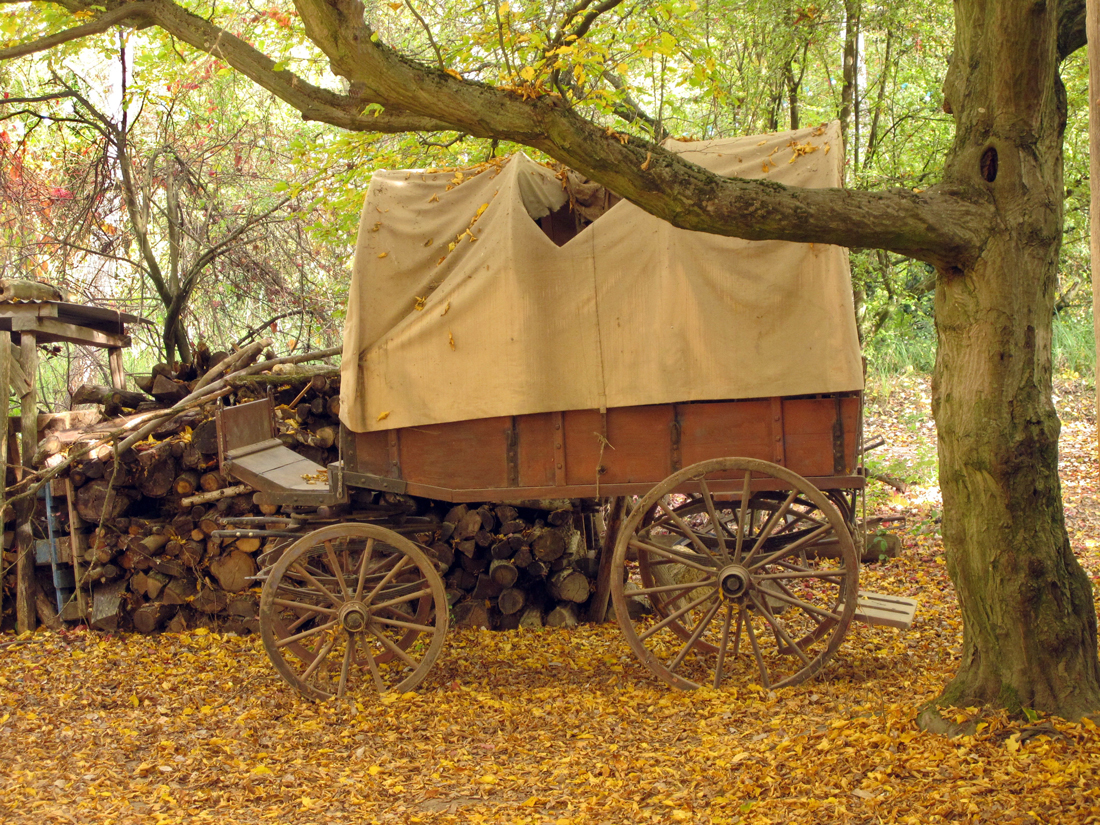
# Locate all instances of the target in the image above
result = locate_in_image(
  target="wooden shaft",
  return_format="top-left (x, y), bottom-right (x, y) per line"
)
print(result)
top-left (15, 331), bottom-right (38, 633)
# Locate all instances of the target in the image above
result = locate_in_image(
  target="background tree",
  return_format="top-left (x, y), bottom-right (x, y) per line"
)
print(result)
top-left (0, 35), bottom-right (349, 390)
top-left (1, 0), bottom-right (1098, 724)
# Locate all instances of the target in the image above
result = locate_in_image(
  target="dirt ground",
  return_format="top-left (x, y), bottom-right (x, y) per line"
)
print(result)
top-left (2, 376), bottom-right (1100, 824)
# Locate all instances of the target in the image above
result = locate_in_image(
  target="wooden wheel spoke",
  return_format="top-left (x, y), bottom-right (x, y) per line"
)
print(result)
top-left (629, 538), bottom-right (716, 574)
top-left (371, 615), bottom-right (436, 634)
top-left (363, 554), bottom-right (412, 606)
top-left (300, 635), bottom-right (337, 681)
top-left (757, 582), bottom-right (842, 623)
top-left (638, 588), bottom-right (718, 643)
top-left (658, 498), bottom-right (721, 566)
top-left (337, 635), bottom-right (354, 698)
top-left (732, 604), bottom-right (745, 658)
top-left (323, 540), bottom-right (352, 601)
top-left (734, 471), bottom-right (752, 562)
top-left (713, 604), bottom-right (735, 689)
top-left (630, 580), bottom-right (717, 599)
top-left (758, 565), bottom-right (847, 581)
top-left (359, 635), bottom-right (387, 693)
top-left (272, 597), bottom-right (338, 617)
top-left (697, 479), bottom-right (731, 563)
top-left (668, 600), bottom-right (723, 673)
top-left (750, 592), bottom-right (812, 667)
top-left (744, 489), bottom-right (799, 565)
top-left (748, 523), bottom-right (833, 572)
top-left (275, 619), bottom-right (339, 648)
top-left (371, 586), bottom-right (432, 614)
top-left (354, 538), bottom-right (376, 600)
top-left (290, 562), bottom-right (343, 608)
top-left (742, 608), bottom-right (771, 688)
top-left (369, 627), bottom-right (420, 669)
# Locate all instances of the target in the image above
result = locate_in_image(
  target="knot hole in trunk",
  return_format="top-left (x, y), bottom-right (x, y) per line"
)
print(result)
top-left (980, 146), bottom-right (998, 183)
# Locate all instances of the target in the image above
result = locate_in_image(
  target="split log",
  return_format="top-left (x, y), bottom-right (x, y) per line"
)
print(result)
top-left (72, 384), bottom-right (149, 411)
top-left (209, 550), bottom-right (257, 592)
top-left (549, 568), bottom-right (591, 604)
top-left (75, 479), bottom-right (133, 522)
top-left (161, 576), bottom-right (198, 605)
top-left (518, 606), bottom-right (545, 629)
top-left (132, 603), bottom-right (177, 634)
top-left (199, 470), bottom-right (226, 492)
top-left (497, 587), bottom-right (526, 616)
top-left (489, 559), bottom-right (519, 588)
top-left (150, 374), bottom-right (189, 404)
top-left (546, 603), bottom-right (580, 628)
top-left (531, 528), bottom-right (566, 562)
top-left (452, 600), bottom-right (491, 628)
top-left (173, 471), bottom-right (201, 496)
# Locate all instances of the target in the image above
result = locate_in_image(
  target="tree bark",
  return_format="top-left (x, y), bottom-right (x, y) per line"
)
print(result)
top-left (922, 0), bottom-right (1100, 722)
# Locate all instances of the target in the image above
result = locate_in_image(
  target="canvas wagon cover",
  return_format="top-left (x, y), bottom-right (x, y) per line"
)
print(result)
top-left (340, 121), bottom-right (862, 434)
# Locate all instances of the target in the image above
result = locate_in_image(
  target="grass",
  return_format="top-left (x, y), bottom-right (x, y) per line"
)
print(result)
top-left (863, 310), bottom-right (1095, 384)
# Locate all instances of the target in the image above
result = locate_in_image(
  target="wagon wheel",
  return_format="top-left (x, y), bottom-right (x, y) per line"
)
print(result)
top-left (259, 523), bottom-right (449, 699)
top-left (611, 458), bottom-right (858, 690)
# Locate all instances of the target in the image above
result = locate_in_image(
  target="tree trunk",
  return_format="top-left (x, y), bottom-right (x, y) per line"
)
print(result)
top-left (924, 0), bottom-right (1100, 723)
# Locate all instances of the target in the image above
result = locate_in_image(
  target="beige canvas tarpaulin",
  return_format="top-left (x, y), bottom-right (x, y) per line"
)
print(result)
top-left (340, 121), bottom-right (863, 433)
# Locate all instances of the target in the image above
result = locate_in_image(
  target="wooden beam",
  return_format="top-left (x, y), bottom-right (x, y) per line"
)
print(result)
top-left (1090, 0), bottom-right (1100, 458)
top-left (10, 316), bottom-right (130, 349)
top-left (108, 347), bottom-right (126, 390)
top-left (15, 330), bottom-right (38, 633)
top-left (0, 304), bottom-right (58, 321)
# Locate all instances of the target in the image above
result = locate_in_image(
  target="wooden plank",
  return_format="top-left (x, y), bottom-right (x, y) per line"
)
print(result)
top-left (853, 591), bottom-right (918, 630)
top-left (233, 445), bottom-right (309, 474)
top-left (397, 417), bottom-right (511, 490)
top-left (10, 316), bottom-right (129, 348)
top-left (0, 304), bottom-right (58, 320)
top-left (15, 330), bottom-right (37, 632)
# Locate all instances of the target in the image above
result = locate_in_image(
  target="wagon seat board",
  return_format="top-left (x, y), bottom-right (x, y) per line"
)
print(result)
top-left (337, 121), bottom-right (864, 501)
top-left (217, 398), bottom-right (344, 507)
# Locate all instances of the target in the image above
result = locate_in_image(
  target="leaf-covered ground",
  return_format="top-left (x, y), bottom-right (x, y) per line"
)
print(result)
top-left (3, 377), bottom-right (1100, 825)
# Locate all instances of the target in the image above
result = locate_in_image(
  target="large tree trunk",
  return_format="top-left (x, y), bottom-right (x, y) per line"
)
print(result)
top-left (926, 0), bottom-right (1100, 722)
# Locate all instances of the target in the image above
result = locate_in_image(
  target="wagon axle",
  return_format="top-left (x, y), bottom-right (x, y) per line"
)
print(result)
top-left (338, 602), bottom-right (370, 633)
top-left (718, 565), bottom-right (751, 600)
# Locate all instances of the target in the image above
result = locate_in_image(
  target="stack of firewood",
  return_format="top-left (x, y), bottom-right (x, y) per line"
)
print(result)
top-left (11, 342), bottom-right (606, 635)
top-left (417, 501), bottom-right (600, 630)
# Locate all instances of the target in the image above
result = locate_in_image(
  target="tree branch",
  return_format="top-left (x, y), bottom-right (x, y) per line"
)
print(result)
top-left (5, 0), bottom-right (992, 268)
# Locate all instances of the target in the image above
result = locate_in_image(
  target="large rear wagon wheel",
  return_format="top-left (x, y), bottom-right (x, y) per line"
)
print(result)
top-left (259, 523), bottom-right (448, 699)
top-left (611, 458), bottom-right (859, 690)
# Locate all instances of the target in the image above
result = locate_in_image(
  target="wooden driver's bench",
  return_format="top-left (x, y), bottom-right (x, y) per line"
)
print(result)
top-left (217, 398), bottom-right (345, 507)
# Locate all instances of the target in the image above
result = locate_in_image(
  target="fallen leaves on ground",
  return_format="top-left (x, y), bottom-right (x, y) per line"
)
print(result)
top-left (2, 377), bottom-right (1100, 824)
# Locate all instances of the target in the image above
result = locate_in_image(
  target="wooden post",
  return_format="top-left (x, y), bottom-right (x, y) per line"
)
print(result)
top-left (587, 496), bottom-right (626, 623)
top-left (108, 347), bottom-right (125, 391)
top-left (14, 331), bottom-right (37, 633)
top-left (1090, 0), bottom-right (1100, 455)
top-left (65, 478), bottom-right (87, 618)
top-left (0, 336), bottom-right (8, 625)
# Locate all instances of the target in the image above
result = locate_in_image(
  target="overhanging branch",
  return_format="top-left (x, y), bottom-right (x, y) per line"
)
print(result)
top-left (3, 0), bottom-right (991, 268)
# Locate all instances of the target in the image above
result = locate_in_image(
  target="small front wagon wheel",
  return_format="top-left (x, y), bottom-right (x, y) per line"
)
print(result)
top-left (611, 458), bottom-right (859, 691)
top-left (259, 523), bottom-right (449, 699)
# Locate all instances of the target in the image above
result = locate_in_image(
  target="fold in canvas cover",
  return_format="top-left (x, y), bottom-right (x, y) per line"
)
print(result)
top-left (340, 121), bottom-right (862, 433)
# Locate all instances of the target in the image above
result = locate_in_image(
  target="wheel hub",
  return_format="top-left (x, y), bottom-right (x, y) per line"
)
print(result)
top-left (339, 601), bottom-right (370, 632)
top-left (718, 565), bottom-right (751, 599)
